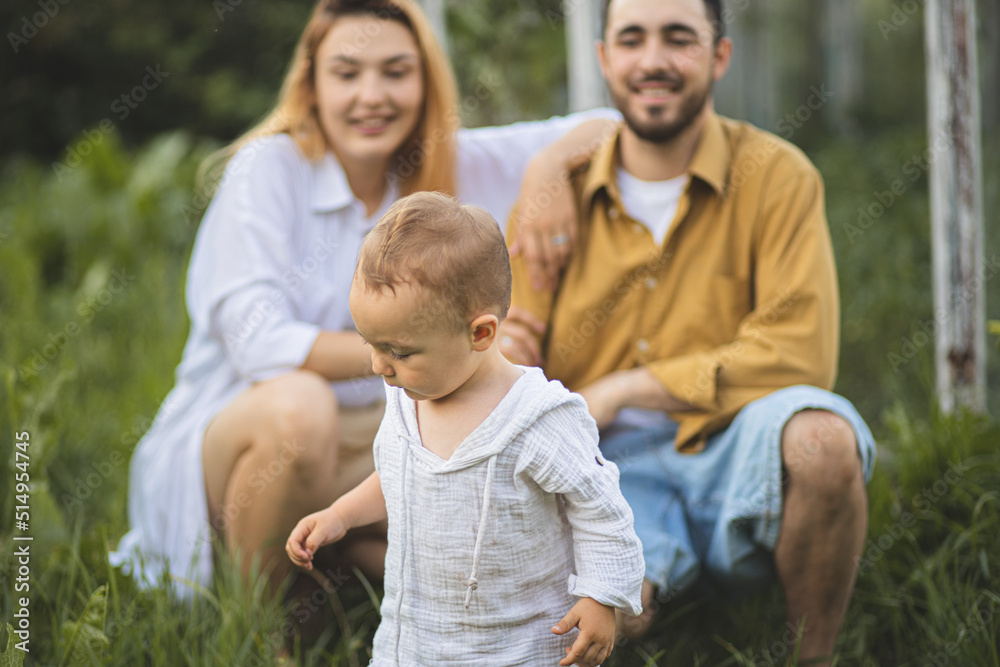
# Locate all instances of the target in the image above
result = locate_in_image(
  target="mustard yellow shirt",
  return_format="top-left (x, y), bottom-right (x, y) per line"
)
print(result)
top-left (509, 113), bottom-right (839, 452)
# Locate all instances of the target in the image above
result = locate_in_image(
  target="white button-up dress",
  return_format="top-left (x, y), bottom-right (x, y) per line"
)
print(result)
top-left (110, 111), bottom-right (620, 599)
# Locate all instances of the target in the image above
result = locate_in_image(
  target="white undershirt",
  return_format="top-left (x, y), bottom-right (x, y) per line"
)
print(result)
top-left (615, 167), bottom-right (688, 245)
top-left (611, 168), bottom-right (687, 432)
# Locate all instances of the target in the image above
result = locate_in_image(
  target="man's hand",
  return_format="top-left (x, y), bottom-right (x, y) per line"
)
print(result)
top-left (579, 368), bottom-right (695, 429)
top-left (509, 164), bottom-right (578, 291)
top-left (552, 597), bottom-right (616, 666)
top-left (497, 306), bottom-right (547, 367)
top-left (577, 374), bottom-right (629, 430)
top-left (285, 506), bottom-right (349, 571)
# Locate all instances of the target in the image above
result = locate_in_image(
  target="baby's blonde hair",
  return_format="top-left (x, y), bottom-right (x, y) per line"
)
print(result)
top-left (357, 192), bottom-right (511, 331)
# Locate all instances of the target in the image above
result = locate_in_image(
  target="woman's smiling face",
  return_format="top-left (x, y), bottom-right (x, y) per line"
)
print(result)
top-left (313, 16), bottom-right (424, 172)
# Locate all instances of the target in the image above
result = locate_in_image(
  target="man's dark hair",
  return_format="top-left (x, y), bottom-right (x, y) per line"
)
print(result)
top-left (600, 0), bottom-right (726, 43)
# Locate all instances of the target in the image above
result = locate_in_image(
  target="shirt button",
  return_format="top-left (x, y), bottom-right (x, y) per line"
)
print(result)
top-left (637, 339), bottom-right (650, 353)
top-left (609, 207), bottom-right (620, 219)
top-left (645, 277), bottom-right (657, 290)
top-left (632, 223), bottom-right (643, 234)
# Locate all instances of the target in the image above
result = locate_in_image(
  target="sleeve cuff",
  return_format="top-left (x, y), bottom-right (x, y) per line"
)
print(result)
top-left (567, 574), bottom-right (643, 617)
top-left (647, 352), bottom-right (721, 412)
top-left (238, 321), bottom-right (321, 383)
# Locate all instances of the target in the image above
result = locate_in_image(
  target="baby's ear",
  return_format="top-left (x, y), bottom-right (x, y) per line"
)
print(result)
top-left (469, 314), bottom-right (499, 350)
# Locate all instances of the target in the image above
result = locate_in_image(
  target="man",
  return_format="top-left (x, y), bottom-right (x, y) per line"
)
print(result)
top-left (500, 0), bottom-right (876, 664)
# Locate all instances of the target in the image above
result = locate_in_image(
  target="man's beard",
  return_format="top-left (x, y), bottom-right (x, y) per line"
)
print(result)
top-left (612, 79), bottom-right (712, 144)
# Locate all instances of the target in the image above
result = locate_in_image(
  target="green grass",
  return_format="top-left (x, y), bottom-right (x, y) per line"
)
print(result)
top-left (1, 129), bottom-right (998, 665)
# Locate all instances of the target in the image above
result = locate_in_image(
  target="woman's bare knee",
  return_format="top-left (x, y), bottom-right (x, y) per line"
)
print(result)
top-left (203, 370), bottom-right (341, 528)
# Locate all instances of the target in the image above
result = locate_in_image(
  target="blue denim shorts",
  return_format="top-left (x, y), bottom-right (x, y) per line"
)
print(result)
top-left (600, 385), bottom-right (877, 598)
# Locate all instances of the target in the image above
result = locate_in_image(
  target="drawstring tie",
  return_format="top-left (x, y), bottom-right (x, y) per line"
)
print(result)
top-left (464, 455), bottom-right (497, 609)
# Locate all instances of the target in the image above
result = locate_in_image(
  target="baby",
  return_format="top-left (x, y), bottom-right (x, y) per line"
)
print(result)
top-left (286, 192), bottom-right (643, 666)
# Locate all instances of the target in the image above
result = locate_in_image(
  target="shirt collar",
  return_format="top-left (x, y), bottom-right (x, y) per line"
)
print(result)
top-left (311, 151), bottom-right (357, 213)
top-left (581, 111), bottom-right (731, 208)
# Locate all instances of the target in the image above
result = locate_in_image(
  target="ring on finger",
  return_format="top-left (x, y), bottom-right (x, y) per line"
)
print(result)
top-left (550, 233), bottom-right (569, 246)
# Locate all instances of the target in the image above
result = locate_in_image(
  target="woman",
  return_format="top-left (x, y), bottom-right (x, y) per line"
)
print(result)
top-left (111, 0), bottom-right (615, 600)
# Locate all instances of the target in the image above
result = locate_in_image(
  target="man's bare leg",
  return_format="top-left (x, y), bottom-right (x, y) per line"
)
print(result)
top-left (774, 410), bottom-right (867, 665)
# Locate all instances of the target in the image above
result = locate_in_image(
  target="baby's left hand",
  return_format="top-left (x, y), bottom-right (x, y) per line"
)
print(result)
top-left (551, 597), bottom-right (616, 666)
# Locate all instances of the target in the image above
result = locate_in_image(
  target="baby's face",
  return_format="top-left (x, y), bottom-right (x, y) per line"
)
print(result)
top-left (349, 278), bottom-right (477, 402)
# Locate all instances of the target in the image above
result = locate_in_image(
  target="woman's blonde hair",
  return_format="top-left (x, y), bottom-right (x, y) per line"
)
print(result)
top-left (200, 0), bottom-right (457, 197)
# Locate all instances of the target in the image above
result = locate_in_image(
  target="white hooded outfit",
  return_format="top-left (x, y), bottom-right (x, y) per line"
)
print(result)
top-left (370, 367), bottom-right (644, 666)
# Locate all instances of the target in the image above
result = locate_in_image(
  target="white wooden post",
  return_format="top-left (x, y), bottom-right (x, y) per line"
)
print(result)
top-left (565, 0), bottom-right (607, 111)
top-left (924, 0), bottom-right (987, 413)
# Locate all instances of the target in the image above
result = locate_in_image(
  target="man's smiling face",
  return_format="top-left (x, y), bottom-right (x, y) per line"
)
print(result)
top-left (598, 0), bottom-right (730, 144)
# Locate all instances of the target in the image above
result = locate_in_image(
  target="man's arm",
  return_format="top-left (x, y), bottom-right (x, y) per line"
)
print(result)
top-left (509, 118), bottom-right (620, 291)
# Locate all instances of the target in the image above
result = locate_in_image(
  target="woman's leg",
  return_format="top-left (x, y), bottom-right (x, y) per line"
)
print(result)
top-left (202, 370), bottom-right (357, 591)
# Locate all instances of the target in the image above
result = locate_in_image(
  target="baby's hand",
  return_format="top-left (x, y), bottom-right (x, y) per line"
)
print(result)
top-left (285, 506), bottom-right (348, 571)
top-left (551, 597), bottom-right (616, 666)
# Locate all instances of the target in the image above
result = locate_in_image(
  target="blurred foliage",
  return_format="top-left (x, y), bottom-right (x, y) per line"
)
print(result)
top-left (1, 0), bottom-right (571, 162)
top-left (2, 0), bottom-right (313, 159)
top-left (8, 0), bottom-right (993, 161)
top-left (447, 0), bottom-right (567, 127)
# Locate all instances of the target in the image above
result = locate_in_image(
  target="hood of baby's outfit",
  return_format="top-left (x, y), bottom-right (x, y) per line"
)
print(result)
top-left (445, 366), bottom-right (573, 471)
top-left (394, 366), bottom-right (574, 473)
